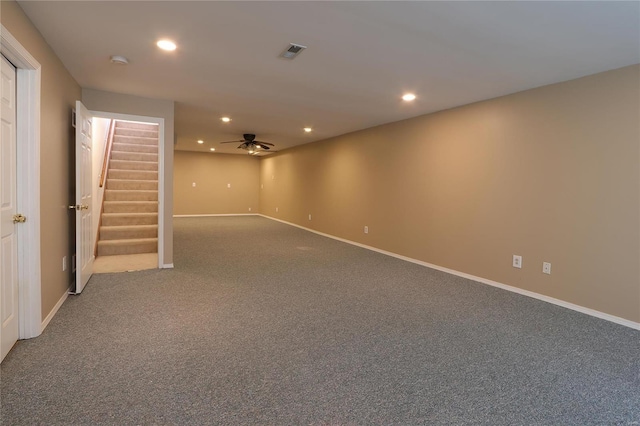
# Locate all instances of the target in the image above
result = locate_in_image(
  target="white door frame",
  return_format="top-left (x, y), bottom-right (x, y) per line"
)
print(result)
top-left (90, 111), bottom-right (166, 268)
top-left (1, 25), bottom-right (42, 339)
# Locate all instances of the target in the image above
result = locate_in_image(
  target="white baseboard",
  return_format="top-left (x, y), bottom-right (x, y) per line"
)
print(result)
top-left (162, 263), bottom-right (174, 269)
top-left (259, 214), bottom-right (640, 331)
top-left (173, 213), bottom-right (258, 218)
top-left (41, 290), bottom-right (68, 333)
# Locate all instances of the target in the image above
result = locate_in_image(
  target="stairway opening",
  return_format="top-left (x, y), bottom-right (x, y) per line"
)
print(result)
top-left (93, 119), bottom-right (159, 273)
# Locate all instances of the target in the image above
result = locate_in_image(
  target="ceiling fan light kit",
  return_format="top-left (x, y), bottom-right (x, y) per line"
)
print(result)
top-left (219, 134), bottom-right (276, 155)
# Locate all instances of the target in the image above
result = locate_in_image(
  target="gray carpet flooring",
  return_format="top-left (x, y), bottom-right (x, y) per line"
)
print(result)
top-left (1, 216), bottom-right (639, 425)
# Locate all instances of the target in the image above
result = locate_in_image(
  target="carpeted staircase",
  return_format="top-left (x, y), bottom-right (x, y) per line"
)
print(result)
top-left (97, 121), bottom-right (159, 256)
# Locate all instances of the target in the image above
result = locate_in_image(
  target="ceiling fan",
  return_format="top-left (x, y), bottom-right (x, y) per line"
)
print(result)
top-left (220, 134), bottom-right (275, 154)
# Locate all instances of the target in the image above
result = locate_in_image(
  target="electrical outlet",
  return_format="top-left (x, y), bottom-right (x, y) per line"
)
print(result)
top-left (248, 207), bottom-right (252, 212)
top-left (261, 184), bottom-right (264, 189)
top-left (512, 255), bottom-right (522, 269)
top-left (308, 214), bottom-right (312, 221)
top-left (62, 256), bottom-right (67, 272)
top-left (192, 182), bottom-right (196, 187)
top-left (276, 207), bottom-right (279, 213)
top-left (364, 226), bottom-right (369, 234)
top-left (543, 262), bottom-right (551, 275)
top-left (227, 183), bottom-right (231, 188)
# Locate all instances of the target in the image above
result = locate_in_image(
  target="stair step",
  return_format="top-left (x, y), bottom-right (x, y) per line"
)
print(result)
top-left (106, 179), bottom-right (158, 191)
top-left (103, 201), bottom-right (158, 213)
top-left (99, 225), bottom-right (158, 240)
top-left (114, 128), bottom-right (158, 138)
top-left (111, 151), bottom-right (158, 162)
top-left (109, 159), bottom-right (158, 171)
top-left (108, 169), bottom-right (158, 181)
top-left (101, 213), bottom-right (158, 226)
top-left (105, 190), bottom-right (158, 202)
top-left (96, 120), bottom-right (160, 256)
top-left (112, 143), bottom-right (157, 154)
top-left (97, 238), bottom-right (158, 256)
top-left (113, 135), bottom-right (158, 145)
top-left (115, 121), bottom-right (158, 131)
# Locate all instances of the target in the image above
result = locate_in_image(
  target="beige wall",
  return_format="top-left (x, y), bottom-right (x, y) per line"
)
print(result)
top-left (1, 0), bottom-right (83, 319)
top-left (82, 89), bottom-right (174, 266)
top-left (91, 117), bottom-right (110, 244)
top-left (260, 65), bottom-right (640, 323)
top-left (174, 151), bottom-right (259, 215)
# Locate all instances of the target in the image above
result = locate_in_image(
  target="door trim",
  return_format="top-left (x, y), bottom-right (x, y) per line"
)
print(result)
top-left (1, 25), bottom-right (43, 338)
top-left (89, 111), bottom-right (166, 268)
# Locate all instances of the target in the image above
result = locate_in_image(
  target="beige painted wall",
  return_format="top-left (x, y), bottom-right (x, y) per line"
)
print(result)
top-left (91, 117), bottom-right (109, 245)
top-left (174, 151), bottom-right (259, 215)
top-left (260, 65), bottom-right (640, 323)
top-left (1, 0), bottom-right (83, 319)
top-left (82, 89), bottom-right (174, 266)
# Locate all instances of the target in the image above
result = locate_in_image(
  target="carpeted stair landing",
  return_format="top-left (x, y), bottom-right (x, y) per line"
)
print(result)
top-left (97, 120), bottom-right (159, 256)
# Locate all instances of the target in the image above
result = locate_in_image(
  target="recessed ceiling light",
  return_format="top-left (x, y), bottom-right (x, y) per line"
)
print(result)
top-left (197, 140), bottom-right (204, 144)
top-left (157, 39), bottom-right (177, 51)
top-left (402, 93), bottom-right (416, 101)
top-left (221, 117), bottom-right (231, 123)
top-left (210, 148), bottom-right (215, 151)
top-left (303, 127), bottom-right (312, 133)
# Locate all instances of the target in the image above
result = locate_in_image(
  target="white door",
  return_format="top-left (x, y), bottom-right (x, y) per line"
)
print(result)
top-left (1, 55), bottom-right (20, 361)
top-left (73, 101), bottom-right (93, 293)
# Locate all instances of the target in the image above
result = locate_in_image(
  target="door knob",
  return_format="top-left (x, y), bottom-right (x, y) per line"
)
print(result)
top-left (12, 214), bottom-right (26, 223)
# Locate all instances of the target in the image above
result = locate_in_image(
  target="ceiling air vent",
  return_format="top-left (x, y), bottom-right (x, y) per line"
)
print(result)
top-left (280, 43), bottom-right (307, 59)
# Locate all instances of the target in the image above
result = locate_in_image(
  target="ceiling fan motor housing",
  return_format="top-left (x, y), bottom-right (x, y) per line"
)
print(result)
top-left (243, 134), bottom-right (256, 141)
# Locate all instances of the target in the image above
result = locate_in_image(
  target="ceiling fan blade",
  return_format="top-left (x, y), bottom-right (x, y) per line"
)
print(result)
top-left (220, 140), bottom-right (244, 144)
top-left (255, 140), bottom-right (274, 146)
top-left (254, 143), bottom-right (270, 150)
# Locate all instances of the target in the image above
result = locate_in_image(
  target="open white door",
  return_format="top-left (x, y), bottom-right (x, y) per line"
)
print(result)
top-left (1, 55), bottom-right (20, 361)
top-left (72, 101), bottom-right (93, 293)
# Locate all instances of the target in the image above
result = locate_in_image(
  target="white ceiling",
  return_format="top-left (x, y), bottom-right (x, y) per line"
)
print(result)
top-left (17, 1), bottom-right (640, 156)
